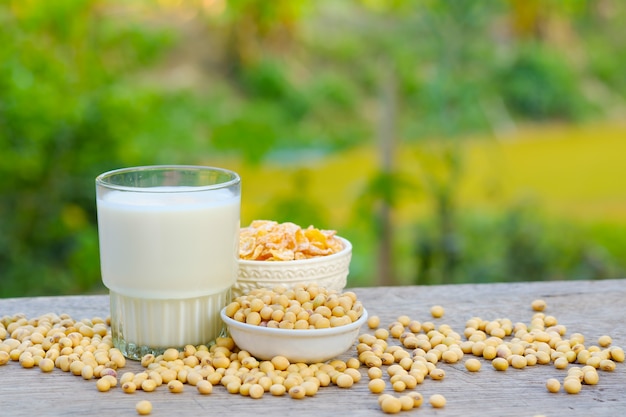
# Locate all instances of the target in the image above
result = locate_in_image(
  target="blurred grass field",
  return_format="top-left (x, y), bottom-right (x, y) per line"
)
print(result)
top-left (220, 121), bottom-right (626, 286)
top-left (461, 122), bottom-right (626, 224)
top-left (226, 121), bottom-right (626, 229)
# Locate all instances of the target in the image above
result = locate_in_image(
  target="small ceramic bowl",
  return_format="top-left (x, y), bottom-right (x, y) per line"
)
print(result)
top-left (220, 307), bottom-right (368, 363)
top-left (234, 237), bottom-right (352, 298)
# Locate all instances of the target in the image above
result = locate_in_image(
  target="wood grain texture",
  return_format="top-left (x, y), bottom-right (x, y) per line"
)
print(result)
top-left (1, 279), bottom-right (625, 417)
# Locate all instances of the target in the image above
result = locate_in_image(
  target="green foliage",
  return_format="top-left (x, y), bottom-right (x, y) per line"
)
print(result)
top-left (240, 58), bottom-right (291, 100)
top-left (497, 43), bottom-right (591, 120)
top-left (0, 0), bottom-right (176, 296)
top-left (213, 117), bottom-right (278, 165)
top-left (413, 204), bottom-right (626, 285)
top-left (357, 171), bottom-right (419, 211)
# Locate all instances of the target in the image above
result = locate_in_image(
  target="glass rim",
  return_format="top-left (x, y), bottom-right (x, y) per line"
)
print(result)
top-left (96, 165), bottom-right (240, 193)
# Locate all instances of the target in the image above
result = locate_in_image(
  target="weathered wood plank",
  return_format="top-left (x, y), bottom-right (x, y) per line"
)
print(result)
top-left (1, 279), bottom-right (625, 417)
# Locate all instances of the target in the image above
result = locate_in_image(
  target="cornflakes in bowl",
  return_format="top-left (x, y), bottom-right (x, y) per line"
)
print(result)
top-left (235, 220), bottom-right (352, 297)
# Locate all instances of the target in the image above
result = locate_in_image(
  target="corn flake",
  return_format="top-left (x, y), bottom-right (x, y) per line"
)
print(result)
top-left (239, 220), bottom-right (343, 261)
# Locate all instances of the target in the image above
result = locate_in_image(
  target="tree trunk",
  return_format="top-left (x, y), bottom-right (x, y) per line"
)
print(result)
top-left (376, 65), bottom-right (396, 286)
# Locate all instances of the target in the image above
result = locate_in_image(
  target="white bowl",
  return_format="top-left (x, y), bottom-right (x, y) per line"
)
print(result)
top-left (234, 236), bottom-right (352, 298)
top-left (220, 307), bottom-right (368, 363)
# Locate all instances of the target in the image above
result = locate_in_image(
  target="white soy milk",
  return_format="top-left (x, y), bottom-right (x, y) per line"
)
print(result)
top-left (97, 187), bottom-right (239, 299)
top-left (97, 186), bottom-right (240, 350)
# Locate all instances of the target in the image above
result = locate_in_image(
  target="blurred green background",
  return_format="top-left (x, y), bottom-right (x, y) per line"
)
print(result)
top-left (2, 0), bottom-right (626, 297)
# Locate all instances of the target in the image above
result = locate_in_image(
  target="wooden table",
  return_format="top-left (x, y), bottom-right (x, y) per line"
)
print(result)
top-left (1, 279), bottom-right (625, 417)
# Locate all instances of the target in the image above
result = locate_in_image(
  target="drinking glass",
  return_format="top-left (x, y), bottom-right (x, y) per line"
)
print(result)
top-left (95, 165), bottom-right (241, 359)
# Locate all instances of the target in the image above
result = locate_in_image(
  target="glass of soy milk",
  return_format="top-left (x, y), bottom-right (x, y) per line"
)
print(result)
top-left (95, 165), bottom-right (240, 360)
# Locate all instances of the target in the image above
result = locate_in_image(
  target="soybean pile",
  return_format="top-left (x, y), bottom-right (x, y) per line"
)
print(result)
top-left (0, 286), bottom-right (624, 415)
